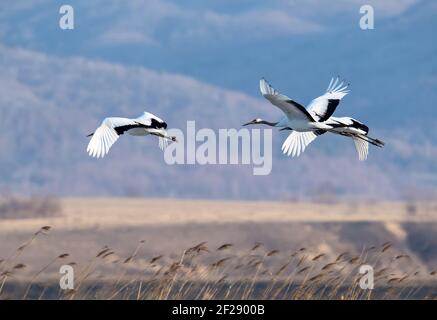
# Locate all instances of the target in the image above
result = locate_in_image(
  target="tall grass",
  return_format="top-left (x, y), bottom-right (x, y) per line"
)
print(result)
top-left (0, 227), bottom-right (435, 300)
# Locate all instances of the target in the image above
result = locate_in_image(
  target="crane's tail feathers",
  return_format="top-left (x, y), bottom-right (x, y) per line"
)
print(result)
top-left (282, 131), bottom-right (318, 157)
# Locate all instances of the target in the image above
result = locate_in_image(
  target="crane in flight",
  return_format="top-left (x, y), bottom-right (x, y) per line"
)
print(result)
top-left (87, 111), bottom-right (176, 158)
top-left (243, 77), bottom-right (384, 160)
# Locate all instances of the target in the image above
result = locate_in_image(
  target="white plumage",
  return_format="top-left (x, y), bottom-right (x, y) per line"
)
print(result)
top-left (307, 78), bottom-right (350, 122)
top-left (281, 131), bottom-right (318, 157)
top-left (352, 136), bottom-right (369, 161)
top-left (87, 111), bottom-right (175, 158)
top-left (244, 77), bottom-right (384, 160)
top-left (259, 78), bottom-right (315, 123)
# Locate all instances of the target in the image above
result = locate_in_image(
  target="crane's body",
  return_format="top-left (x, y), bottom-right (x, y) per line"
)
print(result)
top-left (243, 77), bottom-right (384, 160)
top-left (87, 111), bottom-right (176, 158)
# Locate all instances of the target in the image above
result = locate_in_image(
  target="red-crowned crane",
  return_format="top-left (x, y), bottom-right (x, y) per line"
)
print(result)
top-left (87, 111), bottom-right (176, 158)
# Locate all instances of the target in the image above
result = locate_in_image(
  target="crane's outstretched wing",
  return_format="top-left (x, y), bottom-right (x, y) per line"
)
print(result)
top-left (307, 77), bottom-right (350, 122)
top-left (260, 79), bottom-right (315, 122)
top-left (87, 117), bottom-right (137, 158)
top-left (135, 111), bottom-right (167, 128)
top-left (281, 131), bottom-right (318, 157)
top-left (352, 135), bottom-right (369, 161)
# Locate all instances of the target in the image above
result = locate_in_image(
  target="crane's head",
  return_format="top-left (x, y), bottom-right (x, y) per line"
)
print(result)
top-left (242, 118), bottom-right (262, 126)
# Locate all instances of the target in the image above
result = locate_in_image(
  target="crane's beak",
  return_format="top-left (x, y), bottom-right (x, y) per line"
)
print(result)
top-left (242, 120), bottom-right (255, 127)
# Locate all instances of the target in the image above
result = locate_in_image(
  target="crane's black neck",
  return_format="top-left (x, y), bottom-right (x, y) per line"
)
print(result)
top-left (259, 120), bottom-right (279, 127)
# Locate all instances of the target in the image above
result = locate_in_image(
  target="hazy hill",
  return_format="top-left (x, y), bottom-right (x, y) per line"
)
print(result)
top-left (1, 0), bottom-right (436, 127)
top-left (0, 0), bottom-right (436, 199)
top-left (0, 45), bottom-right (435, 199)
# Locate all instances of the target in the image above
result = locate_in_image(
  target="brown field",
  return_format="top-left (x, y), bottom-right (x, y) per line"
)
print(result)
top-left (0, 198), bottom-right (436, 299)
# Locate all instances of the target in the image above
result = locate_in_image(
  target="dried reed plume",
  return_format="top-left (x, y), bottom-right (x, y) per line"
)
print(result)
top-left (0, 230), bottom-right (435, 300)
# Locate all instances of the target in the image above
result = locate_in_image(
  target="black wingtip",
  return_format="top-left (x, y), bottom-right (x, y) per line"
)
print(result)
top-left (87, 132), bottom-right (94, 137)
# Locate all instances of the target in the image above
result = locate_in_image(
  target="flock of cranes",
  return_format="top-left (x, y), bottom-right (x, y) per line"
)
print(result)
top-left (87, 77), bottom-right (384, 160)
top-left (244, 77), bottom-right (384, 160)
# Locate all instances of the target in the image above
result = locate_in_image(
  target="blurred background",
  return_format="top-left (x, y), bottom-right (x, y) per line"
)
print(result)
top-left (0, 0), bottom-right (436, 299)
top-left (0, 0), bottom-right (436, 200)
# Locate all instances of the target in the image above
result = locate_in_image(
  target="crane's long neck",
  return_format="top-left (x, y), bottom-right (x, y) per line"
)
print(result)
top-left (260, 120), bottom-right (279, 127)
